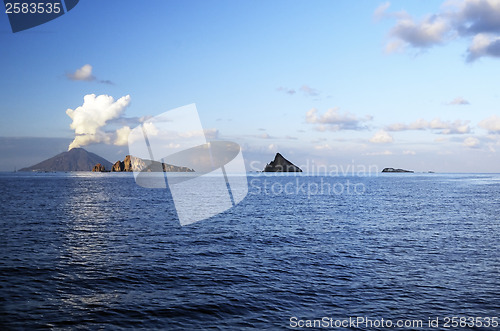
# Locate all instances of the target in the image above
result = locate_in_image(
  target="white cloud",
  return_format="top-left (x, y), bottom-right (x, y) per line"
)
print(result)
top-left (451, 0), bottom-right (500, 35)
top-left (429, 118), bottom-right (471, 134)
top-left (306, 107), bottom-right (373, 131)
top-left (386, 14), bottom-right (450, 52)
top-left (463, 136), bottom-right (481, 147)
top-left (66, 64), bottom-right (113, 84)
top-left (67, 64), bottom-right (94, 81)
top-left (479, 114), bottom-right (500, 132)
top-left (370, 130), bottom-right (394, 143)
top-left (386, 118), bottom-right (471, 134)
top-left (364, 150), bottom-right (393, 156)
top-left (374, 2), bottom-right (391, 21)
top-left (204, 128), bottom-right (219, 140)
top-left (385, 40), bottom-right (405, 53)
top-left (300, 85), bottom-right (320, 97)
top-left (379, 0), bottom-right (500, 61)
top-left (374, 2), bottom-right (410, 22)
top-left (66, 94), bottom-right (131, 150)
top-left (164, 142), bottom-right (181, 149)
top-left (142, 122), bottom-right (159, 136)
top-left (448, 97), bottom-right (470, 105)
top-left (467, 33), bottom-right (500, 61)
top-left (268, 144), bottom-right (278, 151)
top-left (114, 126), bottom-right (131, 146)
top-left (403, 150), bottom-right (416, 155)
top-left (314, 143), bottom-right (333, 150)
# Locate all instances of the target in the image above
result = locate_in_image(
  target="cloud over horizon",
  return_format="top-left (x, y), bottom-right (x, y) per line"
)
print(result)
top-left (463, 136), bottom-right (481, 148)
top-left (370, 130), bottom-right (394, 143)
top-left (479, 114), bottom-right (500, 132)
top-left (386, 118), bottom-right (471, 134)
top-left (306, 107), bottom-right (373, 131)
top-left (114, 126), bottom-right (132, 146)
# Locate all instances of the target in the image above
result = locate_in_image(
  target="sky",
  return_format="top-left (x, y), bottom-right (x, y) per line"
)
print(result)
top-left (1, 0), bottom-right (500, 172)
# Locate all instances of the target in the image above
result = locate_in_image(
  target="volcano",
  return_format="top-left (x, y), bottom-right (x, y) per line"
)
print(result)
top-left (19, 148), bottom-right (113, 172)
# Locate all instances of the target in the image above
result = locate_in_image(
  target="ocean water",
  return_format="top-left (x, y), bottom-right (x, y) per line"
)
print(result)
top-left (0, 172), bottom-right (499, 330)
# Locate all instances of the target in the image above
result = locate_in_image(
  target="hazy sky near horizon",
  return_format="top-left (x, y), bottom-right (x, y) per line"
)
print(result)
top-left (1, 0), bottom-right (500, 172)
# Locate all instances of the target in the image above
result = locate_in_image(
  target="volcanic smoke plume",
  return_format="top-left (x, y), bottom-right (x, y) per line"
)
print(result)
top-left (66, 94), bottom-right (131, 150)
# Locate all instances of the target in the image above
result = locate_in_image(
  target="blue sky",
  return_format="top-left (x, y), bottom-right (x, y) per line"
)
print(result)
top-left (1, 0), bottom-right (500, 172)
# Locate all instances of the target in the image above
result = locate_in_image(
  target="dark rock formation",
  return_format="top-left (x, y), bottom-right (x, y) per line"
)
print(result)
top-left (382, 168), bottom-right (414, 173)
top-left (112, 160), bottom-right (124, 172)
top-left (19, 148), bottom-right (113, 172)
top-left (111, 156), bottom-right (135, 172)
top-left (264, 153), bottom-right (302, 172)
top-left (92, 163), bottom-right (106, 172)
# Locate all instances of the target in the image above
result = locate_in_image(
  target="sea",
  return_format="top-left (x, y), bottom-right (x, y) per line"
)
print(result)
top-left (0, 172), bottom-right (499, 330)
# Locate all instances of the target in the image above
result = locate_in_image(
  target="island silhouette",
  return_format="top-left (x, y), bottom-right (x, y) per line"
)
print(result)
top-left (19, 148), bottom-right (194, 172)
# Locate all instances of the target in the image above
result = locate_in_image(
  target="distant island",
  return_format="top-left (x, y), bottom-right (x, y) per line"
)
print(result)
top-left (20, 148), bottom-right (112, 172)
top-left (264, 153), bottom-right (302, 172)
top-left (382, 167), bottom-right (414, 173)
top-left (93, 155), bottom-right (194, 173)
top-left (19, 148), bottom-right (194, 172)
